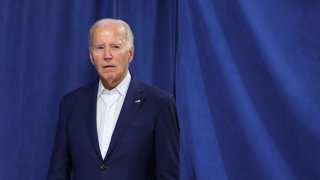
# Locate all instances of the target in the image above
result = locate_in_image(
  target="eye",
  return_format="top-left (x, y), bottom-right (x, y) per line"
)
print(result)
top-left (96, 46), bottom-right (105, 50)
top-left (111, 44), bottom-right (121, 49)
top-left (93, 45), bottom-right (105, 52)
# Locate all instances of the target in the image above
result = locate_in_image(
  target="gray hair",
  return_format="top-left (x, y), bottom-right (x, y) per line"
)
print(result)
top-left (88, 18), bottom-right (134, 49)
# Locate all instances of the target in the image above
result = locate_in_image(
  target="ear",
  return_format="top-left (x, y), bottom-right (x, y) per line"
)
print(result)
top-left (89, 49), bottom-right (95, 65)
top-left (128, 45), bottom-right (134, 63)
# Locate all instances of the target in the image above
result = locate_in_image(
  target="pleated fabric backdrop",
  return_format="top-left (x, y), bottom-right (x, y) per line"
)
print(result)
top-left (1, 0), bottom-right (319, 179)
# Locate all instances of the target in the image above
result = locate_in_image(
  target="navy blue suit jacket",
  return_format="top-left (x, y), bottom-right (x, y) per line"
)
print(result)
top-left (47, 76), bottom-right (179, 180)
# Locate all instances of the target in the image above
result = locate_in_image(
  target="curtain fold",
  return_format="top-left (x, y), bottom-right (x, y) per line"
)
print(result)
top-left (177, 1), bottom-right (320, 179)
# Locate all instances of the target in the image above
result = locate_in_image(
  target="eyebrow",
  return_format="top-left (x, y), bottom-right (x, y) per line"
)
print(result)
top-left (93, 42), bottom-right (122, 45)
top-left (110, 43), bottom-right (121, 46)
top-left (92, 43), bottom-right (105, 47)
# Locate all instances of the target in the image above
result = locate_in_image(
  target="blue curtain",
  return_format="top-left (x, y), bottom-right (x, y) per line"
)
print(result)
top-left (177, 1), bottom-right (320, 179)
top-left (1, 0), bottom-right (319, 179)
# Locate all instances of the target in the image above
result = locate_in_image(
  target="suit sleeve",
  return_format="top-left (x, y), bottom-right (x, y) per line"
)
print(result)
top-left (155, 95), bottom-right (180, 180)
top-left (47, 97), bottom-right (72, 180)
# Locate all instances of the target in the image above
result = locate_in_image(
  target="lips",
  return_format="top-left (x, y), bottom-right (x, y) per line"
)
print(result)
top-left (103, 65), bottom-right (116, 68)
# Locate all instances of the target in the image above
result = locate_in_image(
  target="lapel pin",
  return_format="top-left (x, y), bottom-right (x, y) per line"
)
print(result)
top-left (134, 99), bottom-right (141, 103)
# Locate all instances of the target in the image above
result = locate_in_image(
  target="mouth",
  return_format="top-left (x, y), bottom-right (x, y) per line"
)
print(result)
top-left (103, 65), bottom-right (116, 69)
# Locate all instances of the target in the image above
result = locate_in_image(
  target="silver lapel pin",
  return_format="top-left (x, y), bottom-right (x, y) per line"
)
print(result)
top-left (134, 99), bottom-right (141, 103)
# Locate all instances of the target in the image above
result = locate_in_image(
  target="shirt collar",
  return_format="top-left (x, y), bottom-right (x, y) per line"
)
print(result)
top-left (97, 71), bottom-right (131, 98)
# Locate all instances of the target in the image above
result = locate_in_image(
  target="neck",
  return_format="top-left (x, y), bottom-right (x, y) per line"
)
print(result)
top-left (101, 71), bottom-right (128, 90)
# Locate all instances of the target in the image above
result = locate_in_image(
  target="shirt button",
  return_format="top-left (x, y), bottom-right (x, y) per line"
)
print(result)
top-left (100, 164), bottom-right (108, 171)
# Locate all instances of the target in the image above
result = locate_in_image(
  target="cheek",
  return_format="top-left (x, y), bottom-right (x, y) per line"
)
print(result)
top-left (91, 59), bottom-right (99, 67)
top-left (91, 55), bottom-right (102, 66)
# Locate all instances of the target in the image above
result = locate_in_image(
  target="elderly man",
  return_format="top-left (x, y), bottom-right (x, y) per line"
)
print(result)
top-left (47, 18), bottom-right (179, 180)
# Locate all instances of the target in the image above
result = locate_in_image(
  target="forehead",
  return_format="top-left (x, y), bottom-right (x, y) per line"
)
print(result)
top-left (91, 24), bottom-right (126, 43)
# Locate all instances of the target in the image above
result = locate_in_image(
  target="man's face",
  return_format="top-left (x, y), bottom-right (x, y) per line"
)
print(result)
top-left (90, 24), bottom-right (134, 89)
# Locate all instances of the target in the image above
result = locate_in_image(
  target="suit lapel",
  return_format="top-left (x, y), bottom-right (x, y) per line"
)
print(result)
top-left (83, 80), bottom-right (103, 160)
top-left (104, 77), bottom-right (145, 160)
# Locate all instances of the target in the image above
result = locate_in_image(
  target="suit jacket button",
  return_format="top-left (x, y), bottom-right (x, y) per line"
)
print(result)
top-left (100, 164), bottom-right (108, 171)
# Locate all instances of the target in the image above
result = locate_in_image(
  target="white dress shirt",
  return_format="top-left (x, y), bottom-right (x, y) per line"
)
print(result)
top-left (96, 72), bottom-right (131, 159)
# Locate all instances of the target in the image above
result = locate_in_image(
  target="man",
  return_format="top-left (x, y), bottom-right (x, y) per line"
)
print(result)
top-left (47, 18), bottom-right (179, 180)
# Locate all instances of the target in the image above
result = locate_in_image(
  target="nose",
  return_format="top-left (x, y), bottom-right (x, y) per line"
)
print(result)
top-left (103, 48), bottom-right (112, 59)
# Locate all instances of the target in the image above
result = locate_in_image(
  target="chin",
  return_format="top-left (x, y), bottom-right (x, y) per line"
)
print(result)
top-left (100, 71), bottom-right (115, 78)
top-left (102, 75), bottom-right (118, 82)
top-left (102, 76), bottom-right (115, 81)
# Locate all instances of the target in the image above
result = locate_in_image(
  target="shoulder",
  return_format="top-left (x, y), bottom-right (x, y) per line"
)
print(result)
top-left (62, 79), bottom-right (98, 102)
top-left (143, 82), bottom-right (172, 99)
top-left (132, 78), bottom-right (175, 103)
